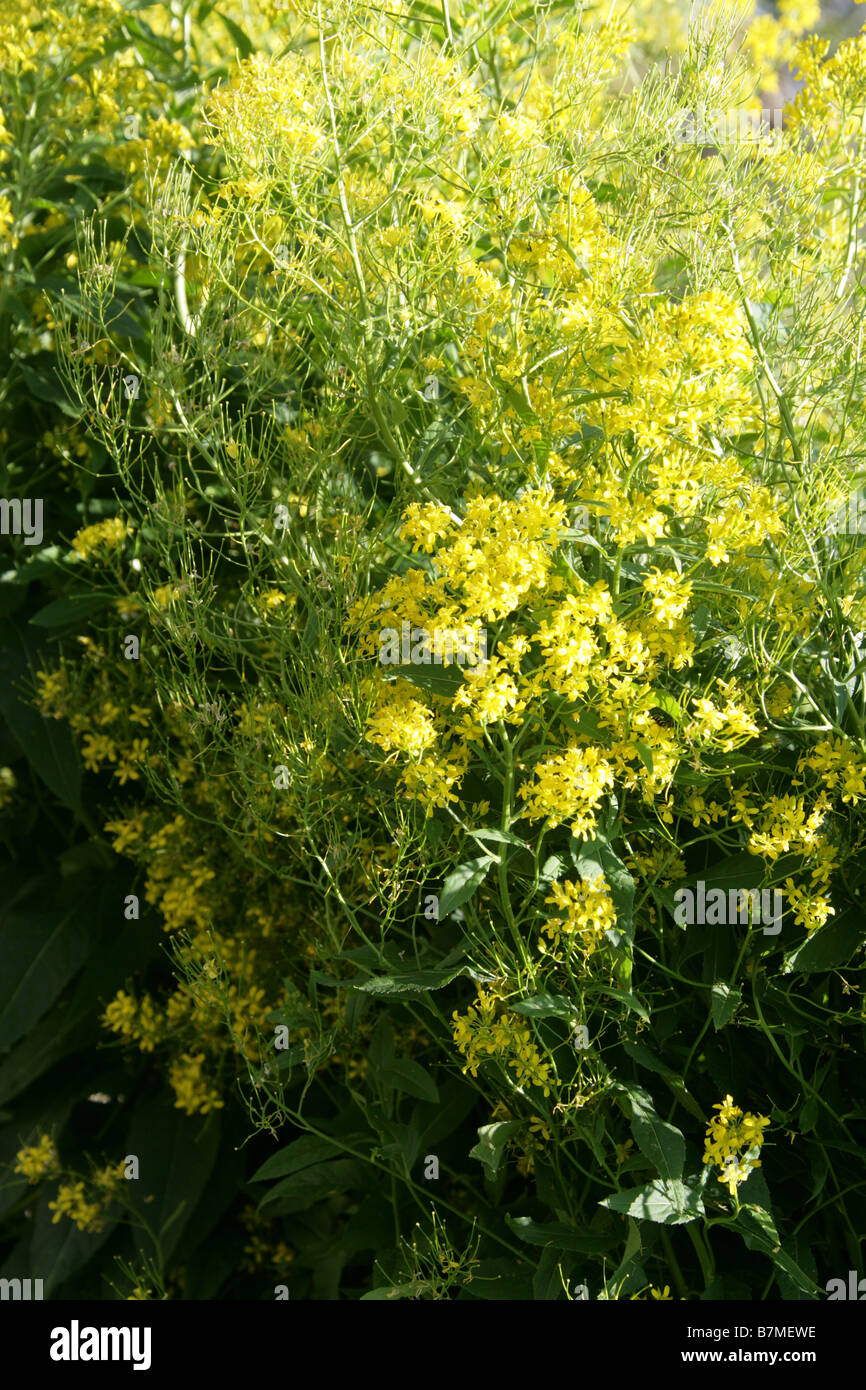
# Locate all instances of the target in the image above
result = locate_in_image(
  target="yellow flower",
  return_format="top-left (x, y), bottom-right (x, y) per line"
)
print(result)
top-left (71, 515), bottom-right (129, 560)
top-left (642, 568), bottom-right (693, 629)
top-left (365, 680), bottom-right (438, 759)
top-left (703, 1094), bottom-right (770, 1196)
top-left (168, 1051), bottom-right (224, 1115)
top-left (14, 1134), bottom-right (59, 1183)
top-left (49, 1181), bottom-right (106, 1233)
top-left (542, 877), bottom-right (617, 956)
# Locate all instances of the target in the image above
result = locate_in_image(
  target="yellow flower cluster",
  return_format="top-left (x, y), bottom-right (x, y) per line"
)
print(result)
top-left (587, 290), bottom-right (757, 452)
top-left (542, 878), bottom-right (617, 956)
top-left (102, 990), bottom-right (165, 1052)
top-left (240, 1205), bottom-right (296, 1274)
top-left (0, 0), bottom-right (122, 77)
top-left (0, 765), bottom-right (16, 809)
top-left (521, 745), bottom-right (616, 839)
top-left (642, 570), bottom-right (693, 630)
top-left (352, 479), bottom-right (737, 826)
top-left (798, 738), bottom-right (866, 805)
top-left (781, 878), bottom-right (836, 934)
top-left (364, 679), bottom-right (439, 760)
top-left (703, 1094), bottom-right (771, 1197)
top-left (48, 1181), bottom-right (107, 1233)
top-left (14, 1134), bottom-right (59, 1183)
top-left (687, 680), bottom-right (761, 753)
top-left (168, 1051), bottom-right (225, 1115)
top-left (71, 515), bottom-right (129, 560)
top-left (46, 1161), bottom-right (125, 1234)
top-left (452, 988), bottom-right (554, 1096)
top-left (745, 791), bottom-right (832, 862)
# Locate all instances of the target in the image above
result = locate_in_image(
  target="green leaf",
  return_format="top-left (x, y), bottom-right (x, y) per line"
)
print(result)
top-left (775, 1235), bottom-right (821, 1301)
top-left (439, 856), bottom-right (494, 916)
top-left (258, 1160), bottom-right (366, 1216)
top-left (621, 1040), bottom-right (707, 1123)
top-left (783, 907), bottom-right (862, 974)
top-left (635, 741), bottom-right (654, 774)
top-left (413, 1078), bottom-right (478, 1150)
top-left (250, 1134), bottom-right (346, 1183)
top-left (125, 1101), bottom-right (221, 1265)
top-left (583, 982), bottom-right (649, 1022)
top-left (461, 1258), bottom-right (534, 1299)
top-left (367, 1015), bottom-right (395, 1073)
top-left (505, 1215), bottom-right (616, 1253)
top-left (468, 1120), bottom-right (523, 1179)
top-left (29, 594), bottom-right (112, 628)
top-left (353, 965), bottom-right (465, 995)
top-left (0, 894), bottom-right (99, 1048)
top-left (510, 993), bottom-right (579, 1021)
top-left (469, 826), bottom-right (529, 849)
top-left (380, 1057), bottom-right (439, 1104)
top-left (18, 361), bottom-right (78, 416)
top-left (600, 1177), bottom-right (705, 1224)
top-left (399, 661), bottom-right (467, 700)
top-left (0, 627), bottom-right (80, 807)
top-left (730, 1205), bottom-right (823, 1296)
top-left (532, 1245), bottom-right (566, 1299)
top-left (538, 852), bottom-right (570, 889)
top-left (620, 1083), bottom-right (685, 1181)
top-left (602, 1217), bottom-right (647, 1299)
top-left (673, 851), bottom-right (765, 901)
top-left (0, 883), bottom-right (161, 1104)
top-left (30, 1189), bottom-right (118, 1296)
top-left (649, 690), bottom-right (683, 722)
top-left (711, 981), bottom-right (740, 1030)
top-left (215, 8), bottom-right (253, 57)
top-left (378, 1119), bottom-right (422, 1169)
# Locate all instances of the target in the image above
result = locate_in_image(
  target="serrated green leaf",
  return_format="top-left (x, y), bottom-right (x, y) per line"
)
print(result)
top-left (353, 965), bottom-right (465, 995)
top-left (0, 895), bottom-right (97, 1048)
top-left (783, 907), bottom-right (862, 975)
top-left (250, 1134), bottom-right (346, 1183)
top-left (258, 1159), bottom-right (365, 1216)
top-left (439, 856), bottom-right (494, 916)
top-left (380, 1057), bottom-right (439, 1104)
top-left (469, 1120), bottom-right (522, 1179)
top-left (29, 594), bottom-right (112, 628)
top-left (600, 1177), bottom-right (705, 1224)
top-left (620, 1083), bottom-right (685, 1181)
top-left (532, 1245), bottom-right (566, 1299)
top-left (505, 1215), bottom-right (616, 1253)
top-left (730, 1205), bottom-right (823, 1296)
top-left (711, 981), bottom-right (740, 1030)
top-left (510, 993), bottom-right (579, 1021)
